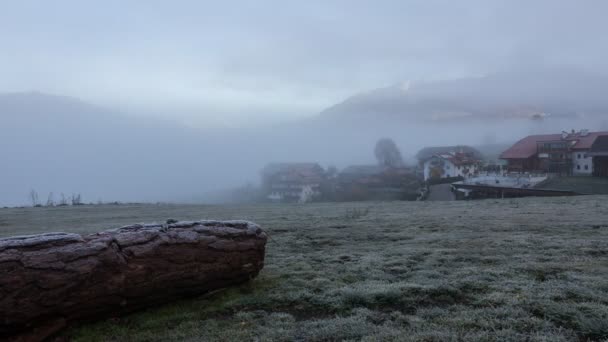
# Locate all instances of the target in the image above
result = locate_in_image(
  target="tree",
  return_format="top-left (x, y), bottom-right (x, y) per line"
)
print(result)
top-left (46, 192), bottom-right (55, 207)
top-left (59, 193), bottom-right (68, 206)
top-left (71, 193), bottom-right (82, 206)
top-left (374, 138), bottom-right (403, 168)
top-left (28, 189), bottom-right (39, 207)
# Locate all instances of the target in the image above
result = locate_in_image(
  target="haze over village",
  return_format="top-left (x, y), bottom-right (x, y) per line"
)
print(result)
top-left (3, 1), bottom-right (608, 206)
top-left (4, 1), bottom-right (608, 341)
top-left (2, 72), bottom-right (607, 206)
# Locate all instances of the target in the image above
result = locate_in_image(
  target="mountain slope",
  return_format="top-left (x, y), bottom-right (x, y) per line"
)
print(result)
top-left (321, 67), bottom-right (608, 122)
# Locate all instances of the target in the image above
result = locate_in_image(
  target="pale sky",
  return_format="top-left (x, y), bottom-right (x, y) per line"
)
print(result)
top-left (2, 0), bottom-right (608, 124)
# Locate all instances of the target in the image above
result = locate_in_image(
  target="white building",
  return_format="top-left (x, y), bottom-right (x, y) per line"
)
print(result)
top-left (422, 152), bottom-right (481, 181)
top-left (572, 151), bottom-right (593, 175)
top-left (261, 163), bottom-right (325, 202)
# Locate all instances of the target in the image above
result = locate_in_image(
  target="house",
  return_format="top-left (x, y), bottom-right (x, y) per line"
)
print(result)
top-left (416, 146), bottom-right (483, 181)
top-left (416, 146), bottom-right (484, 163)
top-left (336, 165), bottom-right (418, 200)
top-left (500, 130), bottom-right (608, 175)
top-left (339, 165), bottom-right (387, 185)
top-left (261, 163), bottom-right (325, 202)
top-left (587, 135), bottom-right (608, 177)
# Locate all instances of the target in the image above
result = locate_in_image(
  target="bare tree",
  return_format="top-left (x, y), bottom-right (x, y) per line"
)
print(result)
top-left (59, 193), bottom-right (68, 206)
top-left (45, 192), bottom-right (55, 207)
top-left (374, 138), bottom-right (404, 168)
top-left (28, 189), bottom-right (39, 207)
top-left (71, 193), bottom-right (82, 206)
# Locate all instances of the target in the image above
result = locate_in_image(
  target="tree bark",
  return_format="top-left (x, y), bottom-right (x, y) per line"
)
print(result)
top-left (0, 220), bottom-right (267, 341)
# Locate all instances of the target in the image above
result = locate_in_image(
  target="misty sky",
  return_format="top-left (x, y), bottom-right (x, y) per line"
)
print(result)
top-left (2, 0), bottom-right (608, 125)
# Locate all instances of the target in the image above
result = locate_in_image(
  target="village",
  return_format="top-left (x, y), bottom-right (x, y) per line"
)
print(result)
top-left (258, 129), bottom-right (608, 203)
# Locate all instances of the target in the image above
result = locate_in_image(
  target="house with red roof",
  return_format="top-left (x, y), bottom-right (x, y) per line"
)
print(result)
top-left (417, 146), bottom-right (483, 181)
top-left (261, 163), bottom-right (325, 202)
top-left (500, 130), bottom-right (608, 176)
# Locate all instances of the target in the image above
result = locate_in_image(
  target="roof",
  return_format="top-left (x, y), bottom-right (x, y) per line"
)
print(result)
top-left (340, 165), bottom-right (414, 174)
top-left (573, 131), bottom-right (608, 149)
top-left (500, 134), bottom-right (562, 159)
top-left (338, 165), bottom-right (414, 184)
top-left (262, 163), bottom-right (323, 176)
top-left (416, 146), bottom-right (483, 161)
top-left (340, 165), bottom-right (386, 175)
top-left (500, 131), bottom-right (608, 159)
top-left (433, 152), bottom-right (480, 166)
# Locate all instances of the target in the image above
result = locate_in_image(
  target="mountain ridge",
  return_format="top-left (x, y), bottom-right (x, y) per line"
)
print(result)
top-left (320, 67), bottom-right (608, 123)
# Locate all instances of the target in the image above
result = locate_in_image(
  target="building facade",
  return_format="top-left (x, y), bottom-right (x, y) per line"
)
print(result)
top-left (261, 163), bottom-right (325, 202)
top-left (588, 135), bottom-right (608, 177)
top-left (572, 150), bottom-right (593, 175)
top-left (501, 130), bottom-right (608, 175)
top-left (422, 153), bottom-right (481, 181)
top-left (416, 146), bottom-right (483, 182)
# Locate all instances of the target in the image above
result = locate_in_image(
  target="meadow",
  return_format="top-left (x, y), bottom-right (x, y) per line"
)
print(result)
top-left (1, 196), bottom-right (608, 341)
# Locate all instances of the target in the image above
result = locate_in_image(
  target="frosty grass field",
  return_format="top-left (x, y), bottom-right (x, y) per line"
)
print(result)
top-left (1, 196), bottom-right (608, 341)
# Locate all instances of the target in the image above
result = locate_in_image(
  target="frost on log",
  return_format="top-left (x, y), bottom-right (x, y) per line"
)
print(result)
top-left (0, 220), bottom-right (268, 341)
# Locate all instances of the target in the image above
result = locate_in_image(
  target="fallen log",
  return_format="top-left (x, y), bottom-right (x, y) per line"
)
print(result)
top-left (0, 220), bottom-right (268, 341)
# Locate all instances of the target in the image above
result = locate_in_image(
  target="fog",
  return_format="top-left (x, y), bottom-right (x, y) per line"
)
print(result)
top-left (2, 1), bottom-right (608, 206)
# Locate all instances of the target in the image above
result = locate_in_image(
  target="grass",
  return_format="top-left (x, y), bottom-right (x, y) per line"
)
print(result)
top-left (2, 196), bottom-right (608, 341)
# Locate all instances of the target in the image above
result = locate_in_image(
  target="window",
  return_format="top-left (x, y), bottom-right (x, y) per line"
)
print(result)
top-left (577, 165), bottom-right (581, 170)
top-left (585, 165), bottom-right (589, 170)
top-left (578, 154), bottom-right (581, 159)
top-left (543, 142), bottom-right (567, 150)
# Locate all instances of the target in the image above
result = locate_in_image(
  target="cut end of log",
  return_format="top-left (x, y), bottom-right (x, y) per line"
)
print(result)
top-left (0, 220), bottom-right (268, 341)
